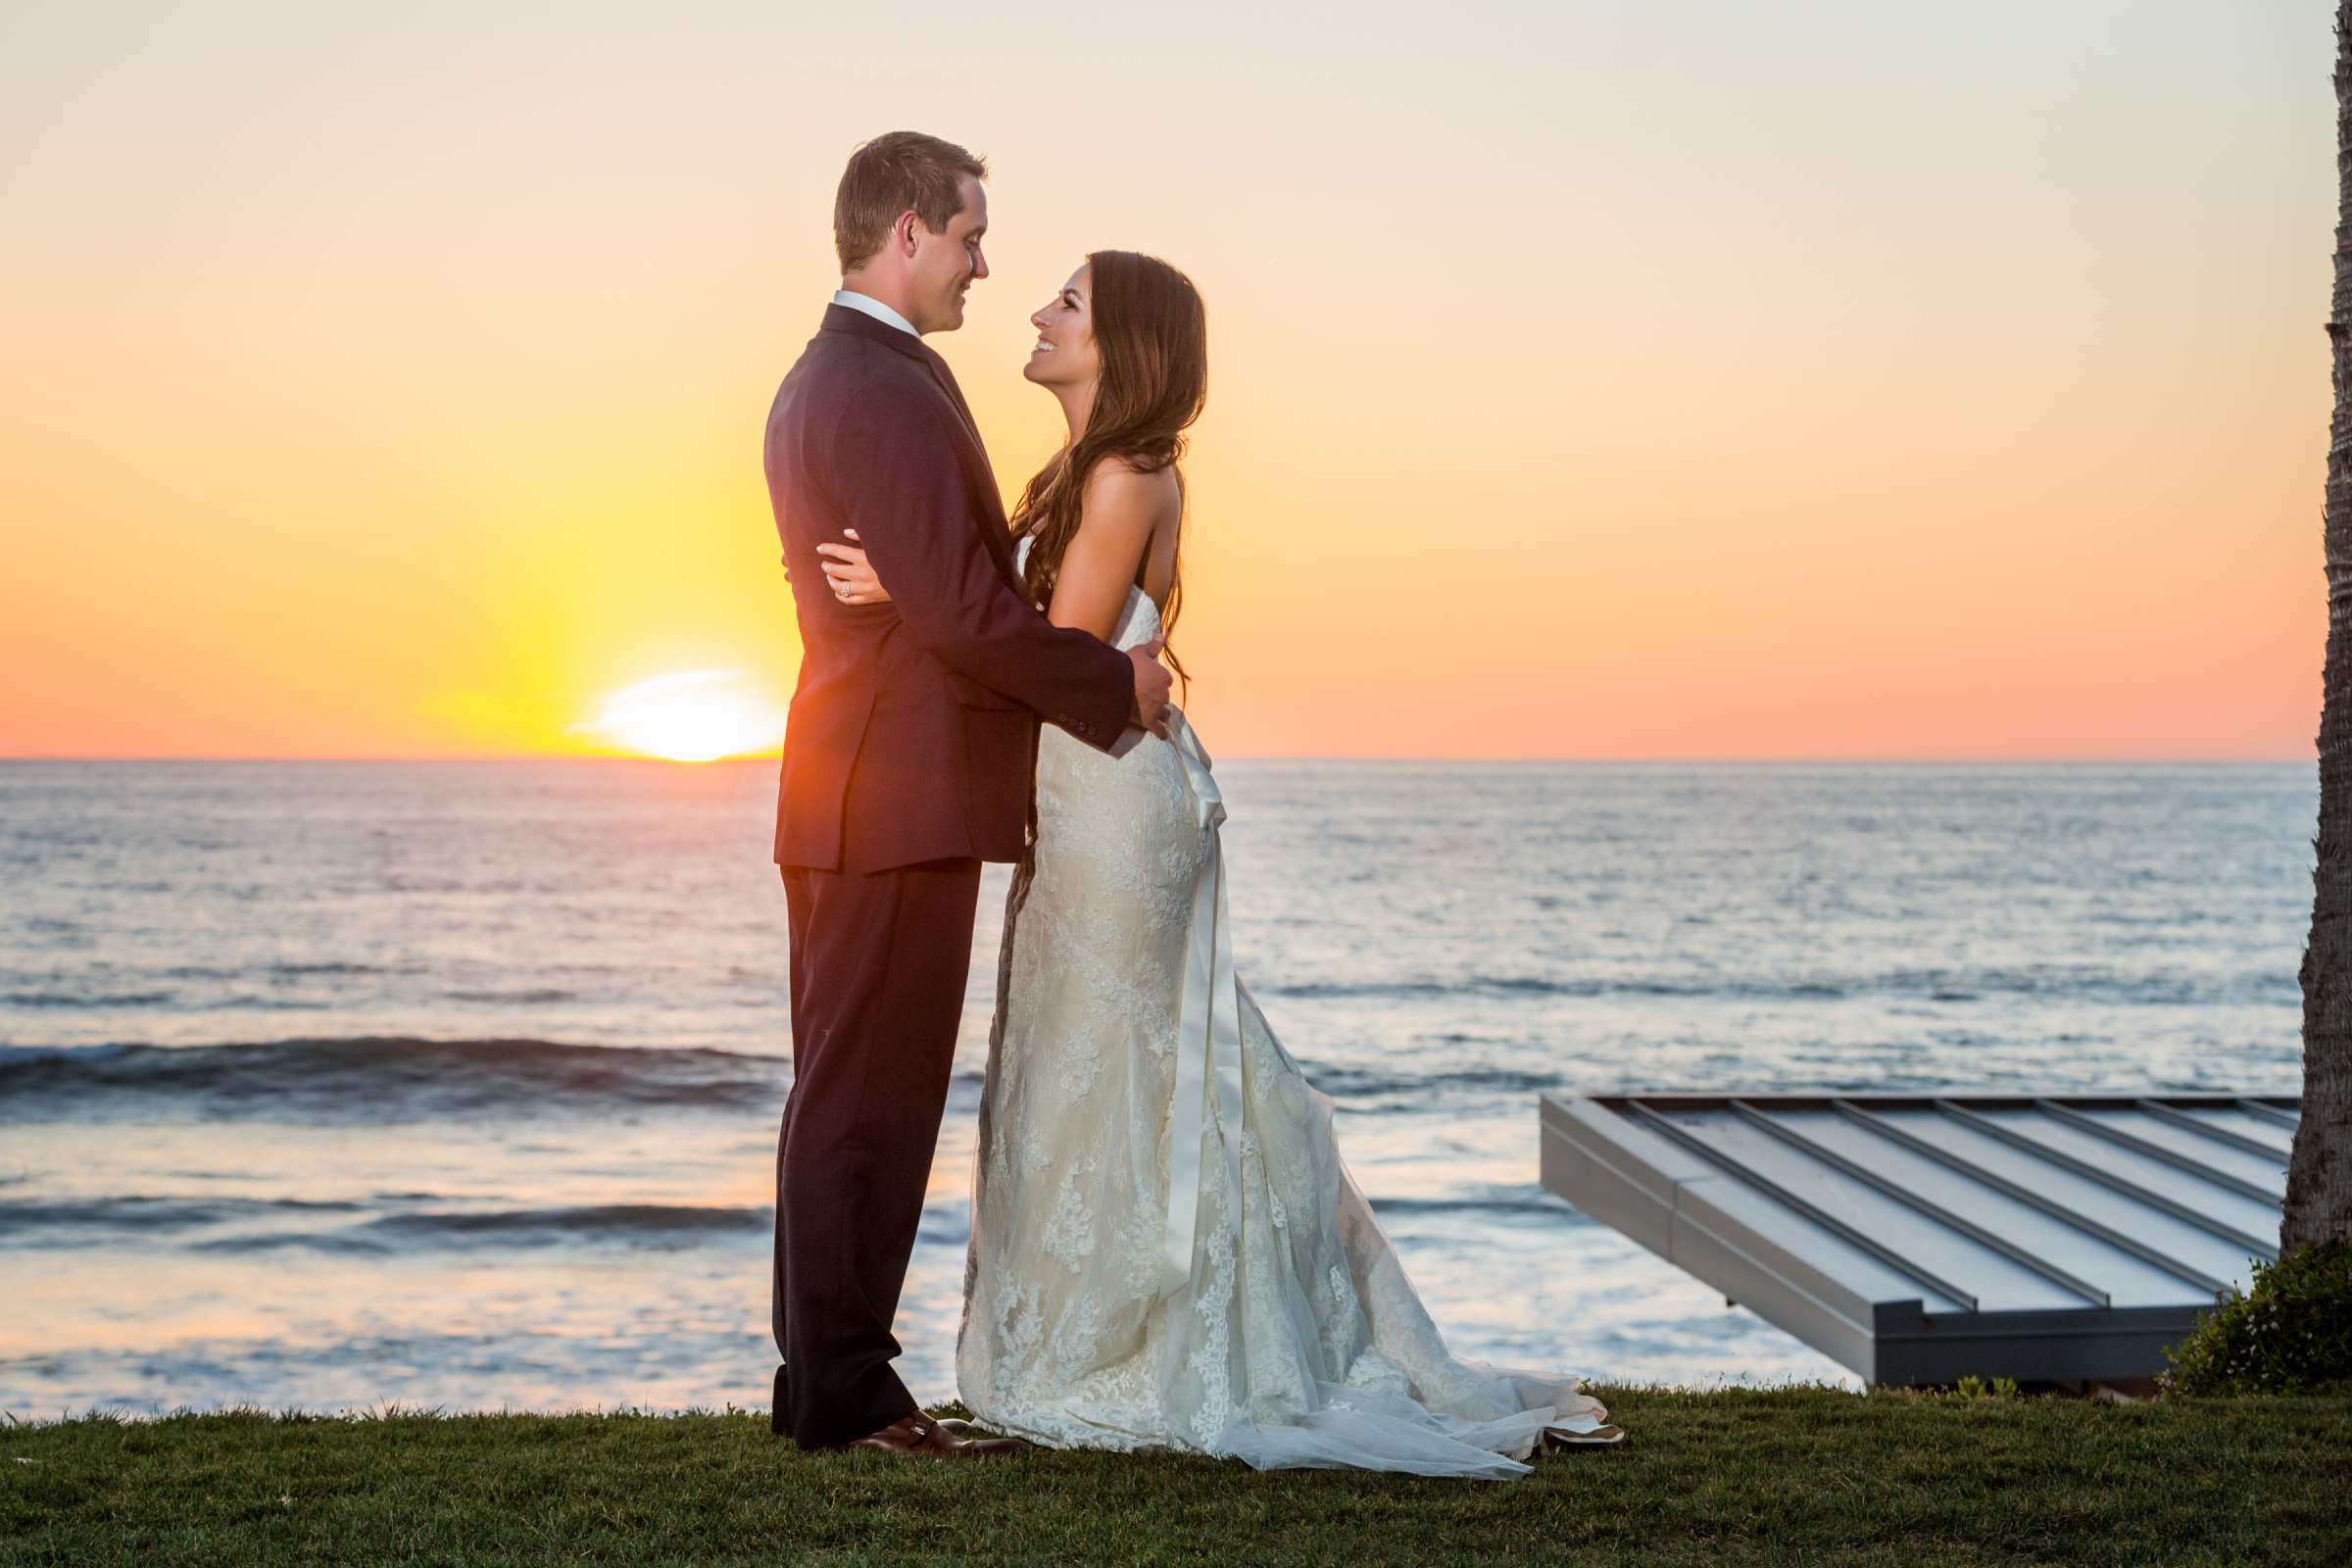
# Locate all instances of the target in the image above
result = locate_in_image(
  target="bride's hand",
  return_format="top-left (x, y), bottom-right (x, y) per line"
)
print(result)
top-left (815, 529), bottom-right (889, 606)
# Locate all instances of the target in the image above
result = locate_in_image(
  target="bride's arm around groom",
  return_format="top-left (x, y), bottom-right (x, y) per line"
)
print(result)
top-left (824, 368), bottom-right (1157, 737)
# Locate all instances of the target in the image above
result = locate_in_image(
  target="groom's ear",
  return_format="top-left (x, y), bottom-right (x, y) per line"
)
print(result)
top-left (893, 209), bottom-right (923, 256)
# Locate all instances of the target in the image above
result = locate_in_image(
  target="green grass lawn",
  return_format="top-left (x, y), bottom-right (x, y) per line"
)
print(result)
top-left (2, 1387), bottom-right (2345, 1566)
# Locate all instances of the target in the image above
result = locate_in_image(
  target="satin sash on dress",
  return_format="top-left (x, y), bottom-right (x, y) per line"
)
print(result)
top-left (1156, 708), bottom-right (1250, 1299)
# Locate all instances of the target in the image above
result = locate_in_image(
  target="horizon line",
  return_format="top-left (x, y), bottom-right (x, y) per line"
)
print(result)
top-left (0, 754), bottom-right (2317, 767)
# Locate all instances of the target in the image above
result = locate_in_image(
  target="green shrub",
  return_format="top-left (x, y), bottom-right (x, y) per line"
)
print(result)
top-left (2162, 1240), bottom-right (2352, 1396)
top-left (1950, 1375), bottom-right (2021, 1399)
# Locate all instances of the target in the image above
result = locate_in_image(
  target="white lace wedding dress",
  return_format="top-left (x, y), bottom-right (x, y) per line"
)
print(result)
top-left (955, 543), bottom-right (1611, 1479)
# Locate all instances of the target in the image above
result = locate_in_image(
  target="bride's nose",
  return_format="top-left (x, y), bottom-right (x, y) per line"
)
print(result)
top-left (1030, 307), bottom-right (1051, 331)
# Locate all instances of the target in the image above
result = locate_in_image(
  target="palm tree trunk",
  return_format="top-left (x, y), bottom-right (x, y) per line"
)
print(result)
top-left (2285, 0), bottom-right (2352, 1252)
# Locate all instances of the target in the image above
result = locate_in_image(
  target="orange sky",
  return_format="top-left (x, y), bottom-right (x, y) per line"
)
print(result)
top-left (0, 2), bottom-right (2330, 760)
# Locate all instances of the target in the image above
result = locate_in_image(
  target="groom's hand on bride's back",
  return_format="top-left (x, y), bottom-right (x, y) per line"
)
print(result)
top-left (1130, 636), bottom-right (1173, 738)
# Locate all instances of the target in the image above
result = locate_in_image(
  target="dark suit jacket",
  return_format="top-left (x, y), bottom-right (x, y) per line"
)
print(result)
top-left (763, 305), bottom-right (1135, 874)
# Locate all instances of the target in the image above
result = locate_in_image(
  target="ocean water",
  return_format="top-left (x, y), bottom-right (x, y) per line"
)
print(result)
top-left (0, 760), bottom-right (2311, 1418)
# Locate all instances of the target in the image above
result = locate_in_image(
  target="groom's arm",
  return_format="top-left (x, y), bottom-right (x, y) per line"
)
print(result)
top-left (828, 376), bottom-right (1142, 750)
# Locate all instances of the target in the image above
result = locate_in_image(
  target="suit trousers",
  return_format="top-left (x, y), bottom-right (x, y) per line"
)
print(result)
top-left (771, 856), bottom-right (982, 1449)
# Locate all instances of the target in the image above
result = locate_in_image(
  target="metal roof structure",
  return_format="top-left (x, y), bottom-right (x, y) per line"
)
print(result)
top-left (1538, 1092), bottom-right (2298, 1387)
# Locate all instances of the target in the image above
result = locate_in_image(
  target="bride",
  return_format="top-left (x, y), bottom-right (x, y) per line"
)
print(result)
top-left (815, 251), bottom-right (1618, 1479)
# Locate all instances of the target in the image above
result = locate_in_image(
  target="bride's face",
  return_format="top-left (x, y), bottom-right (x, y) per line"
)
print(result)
top-left (1024, 265), bottom-right (1099, 391)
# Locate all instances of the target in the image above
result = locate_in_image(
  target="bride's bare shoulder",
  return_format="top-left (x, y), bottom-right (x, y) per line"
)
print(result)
top-left (1080, 455), bottom-right (1182, 524)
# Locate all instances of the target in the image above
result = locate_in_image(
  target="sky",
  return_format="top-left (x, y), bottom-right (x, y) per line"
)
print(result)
top-left (0, 0), bottom-right (2331, 760)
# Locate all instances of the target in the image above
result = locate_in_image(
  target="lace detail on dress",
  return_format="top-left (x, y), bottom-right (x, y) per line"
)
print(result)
top-left (1041, 1163), bottom-right (1100, 1273)
top-left (955, 539), bottom-right (1609, 1478)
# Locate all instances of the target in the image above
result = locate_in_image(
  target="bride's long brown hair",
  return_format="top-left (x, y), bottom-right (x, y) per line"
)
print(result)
top-left (1011, 250), bottom-right (1207, 683)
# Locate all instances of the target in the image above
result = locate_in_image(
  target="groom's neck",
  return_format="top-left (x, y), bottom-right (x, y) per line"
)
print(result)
top-left (837, 274), bottom-right (923, 334)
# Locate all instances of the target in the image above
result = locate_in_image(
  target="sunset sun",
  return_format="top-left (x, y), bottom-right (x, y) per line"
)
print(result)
top-left (573, 669), bottom-right (785, 761)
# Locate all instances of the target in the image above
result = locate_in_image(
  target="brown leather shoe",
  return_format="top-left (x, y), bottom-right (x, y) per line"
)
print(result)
top-left (829, 1410), bottom-right (1029, 1458)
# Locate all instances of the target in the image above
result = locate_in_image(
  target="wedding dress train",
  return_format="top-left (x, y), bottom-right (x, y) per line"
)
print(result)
top-left (955, 542), bottom-right (1610, 1479)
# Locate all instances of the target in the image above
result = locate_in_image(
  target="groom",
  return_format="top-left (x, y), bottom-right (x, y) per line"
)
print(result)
top-left (762, 131), bottom-right (1173, 1457)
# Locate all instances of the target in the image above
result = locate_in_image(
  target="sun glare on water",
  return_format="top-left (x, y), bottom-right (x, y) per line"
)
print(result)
top-left (574, 669), bottom-right (786, 761)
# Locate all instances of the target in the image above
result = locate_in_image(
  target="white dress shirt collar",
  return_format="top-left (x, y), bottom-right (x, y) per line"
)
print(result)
top-left (831, 288), bottom-right (919, 338)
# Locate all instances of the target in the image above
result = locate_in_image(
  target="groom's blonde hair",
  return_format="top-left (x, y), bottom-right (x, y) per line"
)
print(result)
top-left (834, 131), bottom-right (988, 272)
